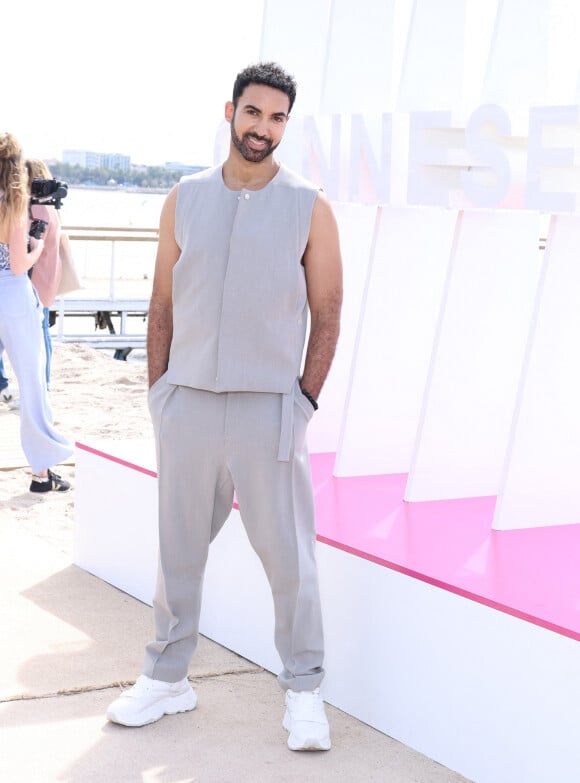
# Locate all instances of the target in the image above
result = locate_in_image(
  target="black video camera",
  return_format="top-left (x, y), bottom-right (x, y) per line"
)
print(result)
top-left (30, 177), bottom-right (69, 210)
top-left (27, 216), bottom-right (47, 253)
top-left (29, 219), bottom-right (47, 239)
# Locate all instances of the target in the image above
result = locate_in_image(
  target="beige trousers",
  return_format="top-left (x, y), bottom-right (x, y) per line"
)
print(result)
top-left (143, 375), bottom-right (325, 691)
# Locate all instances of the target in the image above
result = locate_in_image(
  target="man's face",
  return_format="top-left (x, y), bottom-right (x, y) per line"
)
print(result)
top-left (227, 83), bottom-right (290, 163)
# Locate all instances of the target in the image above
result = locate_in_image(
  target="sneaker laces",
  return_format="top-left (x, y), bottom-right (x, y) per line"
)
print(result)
top-left (123, 675), bottom-right (154, 698)
top-left (122, 675), bottom-right (188, 698)
top-left (286, 689), bottom-right (326, 722)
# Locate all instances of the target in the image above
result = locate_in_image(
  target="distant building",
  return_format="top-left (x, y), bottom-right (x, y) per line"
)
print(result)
top-left (63, 150), bottom-right (101, 169)
top-left (63, 149), bottom-right (131, 172)
top-left (102, 153), bottom-right (130, 172)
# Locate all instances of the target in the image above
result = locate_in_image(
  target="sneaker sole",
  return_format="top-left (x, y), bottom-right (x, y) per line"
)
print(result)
top-left (30, 486), bottom-right (71, 493)
top-left (107, 690), bottom-right (197, 727)
top-left (287, 732), bottom-right (332, 751)
top-left (283, 713), bottom-right (331, 751)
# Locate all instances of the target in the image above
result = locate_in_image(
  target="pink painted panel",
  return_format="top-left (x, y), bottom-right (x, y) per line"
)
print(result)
top-left (76, 441), bottom-right (580, 642)
top-left (310, 453), bottom-right (580, 642)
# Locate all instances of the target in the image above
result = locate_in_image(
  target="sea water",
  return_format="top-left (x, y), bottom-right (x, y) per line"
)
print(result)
top-left (50, 188), bottom-right (168, 347)
top-left (62, 187), bottom-right (167, 229)
top-left (59, 188), bottom-right (167, 298)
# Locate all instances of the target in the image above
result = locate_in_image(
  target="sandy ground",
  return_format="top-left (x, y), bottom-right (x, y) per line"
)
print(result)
top-left (0, 342), bottom-right (150, 555)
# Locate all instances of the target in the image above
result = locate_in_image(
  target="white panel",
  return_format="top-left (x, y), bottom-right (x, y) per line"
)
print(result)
top-left (260, 0), bottom-right (332, 115)
top-left (397, 0), bottom-right (467, 111)
top-left (320, 545), bottom-right (580, 783)
top-left (73, 441), bottom-right (158, 605)
top-left (335, 206), bottom-right (457, 476)
top-left (547, 0), bottom-right (580, 105)
top-left (274, 116), bottom-right (306, 173)
top-left (200, 509), bottom-right (280, 673)
top-left (306, 203), bottom-right (378, 455)
top-left (494, 215), bottom-right (580, 529)
top-left (481, 0), bottom-right (550, 110)
top-left (405, 209), bottom-right (541, 501)
top-left (321, 0), bottom-right (398, 114)
top-left (462, 0), bottom-right (501, 110)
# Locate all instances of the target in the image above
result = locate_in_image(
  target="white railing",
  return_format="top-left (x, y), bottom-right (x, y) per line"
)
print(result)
top-left (63, 225), bottom-right (158, 300)
top-left (52, 226), bottom-right (158, 355)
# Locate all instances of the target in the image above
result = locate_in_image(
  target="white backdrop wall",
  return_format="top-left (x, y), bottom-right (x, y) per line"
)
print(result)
top-left (250, 0), bottom-right (580, 528)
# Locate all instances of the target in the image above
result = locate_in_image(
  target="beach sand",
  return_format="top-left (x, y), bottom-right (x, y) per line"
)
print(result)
top-left (0, 342), bottom-right (150, 555)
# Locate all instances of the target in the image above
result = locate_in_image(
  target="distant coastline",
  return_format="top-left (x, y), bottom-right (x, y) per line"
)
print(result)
top-left (71, 184), bottom-right (170, 195)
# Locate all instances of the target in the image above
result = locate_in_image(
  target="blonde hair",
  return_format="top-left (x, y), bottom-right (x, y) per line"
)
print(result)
top-left (0, 133), bottom-right (28, 230)
top-left (26, 158), bottom-right (52, 182)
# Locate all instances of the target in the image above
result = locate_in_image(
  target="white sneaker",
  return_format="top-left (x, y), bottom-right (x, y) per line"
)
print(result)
top-left (106, 674), bottom-right (197, 727)
top-left (283, 687), bottom-right (331, 751)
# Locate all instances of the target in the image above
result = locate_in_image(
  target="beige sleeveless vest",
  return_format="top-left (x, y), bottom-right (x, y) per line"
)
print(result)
top-left (167, 164), bottom-right (319, 394)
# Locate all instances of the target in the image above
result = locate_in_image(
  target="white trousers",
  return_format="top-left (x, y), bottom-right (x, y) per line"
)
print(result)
top-left (143, 375), bottom-right (325, 691)
top-left (0, 271), bottom-right (72, 472)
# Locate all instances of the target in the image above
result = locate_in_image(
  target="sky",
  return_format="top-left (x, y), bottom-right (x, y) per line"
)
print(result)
top-left (5, 0), bottom-right (265, 167)
top-left (7, 0), bottom-right (580, 172)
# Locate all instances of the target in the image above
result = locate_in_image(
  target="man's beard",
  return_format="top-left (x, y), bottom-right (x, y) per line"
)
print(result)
top-left (231, 123), bottom-right (278, 163)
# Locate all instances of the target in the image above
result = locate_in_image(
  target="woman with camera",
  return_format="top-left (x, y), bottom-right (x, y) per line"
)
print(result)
top-left (0, 132), bottom-right (72, 492)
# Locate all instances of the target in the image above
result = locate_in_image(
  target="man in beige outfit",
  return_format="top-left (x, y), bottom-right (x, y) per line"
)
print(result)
top-left (107, 62), bottom-right (342, 751)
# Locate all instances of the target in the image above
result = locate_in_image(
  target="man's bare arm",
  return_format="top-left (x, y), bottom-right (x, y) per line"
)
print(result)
top-left (147, 185), bottom-right (180, 388)
top-left (300, 192), bottom-right (343, 401)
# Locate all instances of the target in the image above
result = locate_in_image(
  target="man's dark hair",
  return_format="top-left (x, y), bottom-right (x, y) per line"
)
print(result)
top-left (232, 62), bottom-right (297, 114)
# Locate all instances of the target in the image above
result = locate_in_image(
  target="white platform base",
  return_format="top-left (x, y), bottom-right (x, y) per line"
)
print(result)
top-left (74, 440), bottom-right (580, 783)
